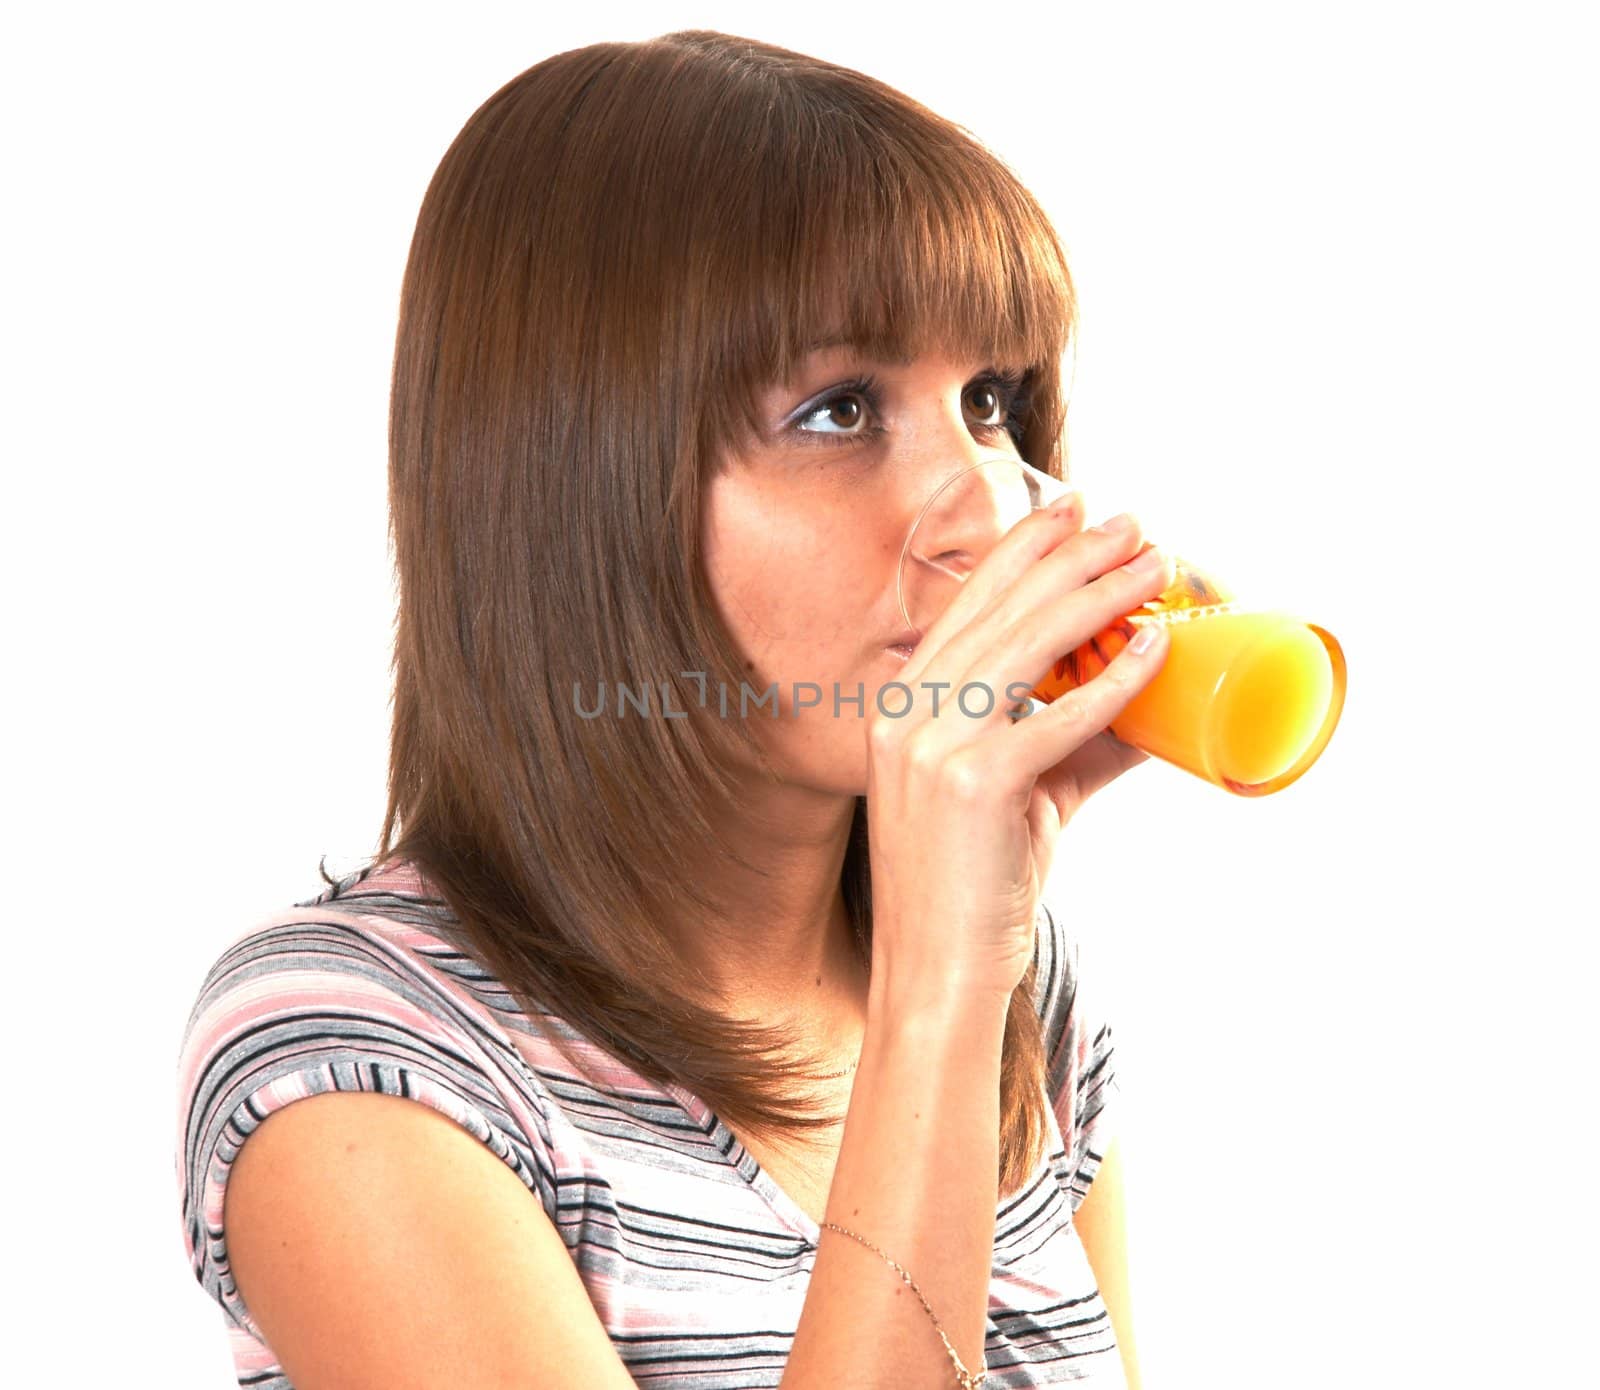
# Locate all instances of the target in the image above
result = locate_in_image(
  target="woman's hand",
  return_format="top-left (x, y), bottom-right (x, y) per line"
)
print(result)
top-left (864, 494), bottom-right (1174, 1001)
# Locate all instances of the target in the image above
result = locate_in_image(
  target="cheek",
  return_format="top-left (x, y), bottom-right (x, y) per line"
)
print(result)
top-left (703, 478), bottom-right (875, 659)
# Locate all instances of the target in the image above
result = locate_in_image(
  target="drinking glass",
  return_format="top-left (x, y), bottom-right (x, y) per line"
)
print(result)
top-left (895, 458), bottom-right (1347, 796)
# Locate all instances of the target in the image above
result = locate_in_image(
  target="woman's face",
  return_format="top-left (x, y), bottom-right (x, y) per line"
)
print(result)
top-left (702, 344), bottom-right (1035, 794)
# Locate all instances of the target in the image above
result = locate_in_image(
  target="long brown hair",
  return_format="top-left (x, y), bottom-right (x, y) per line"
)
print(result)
top-left (362, 29), bottom-right (1079, 1196)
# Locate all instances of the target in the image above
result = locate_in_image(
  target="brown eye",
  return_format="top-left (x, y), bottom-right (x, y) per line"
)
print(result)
top-left (826, 396), bottom-right (864, 429)
top-left (966, 383), bottom-right (1003, 425)
top-left (791, 376), bottom-right (887, 447)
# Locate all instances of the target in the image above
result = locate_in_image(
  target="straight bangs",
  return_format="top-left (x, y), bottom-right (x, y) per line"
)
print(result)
top-left (686, 80), bottom-right (1078, 477)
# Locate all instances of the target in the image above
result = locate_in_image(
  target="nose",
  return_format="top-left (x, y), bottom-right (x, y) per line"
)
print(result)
top-left (898, 454), bottom-right (1046, 634)
top-left (904, 452), bottom-right (1048, 579)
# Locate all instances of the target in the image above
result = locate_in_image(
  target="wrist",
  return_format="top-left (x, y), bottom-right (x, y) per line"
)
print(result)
top-left (866, 956), bottom-right (1015, 1034)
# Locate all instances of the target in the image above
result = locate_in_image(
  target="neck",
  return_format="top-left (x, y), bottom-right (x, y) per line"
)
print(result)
top-left (658, 779), bottom-right (870, 1065)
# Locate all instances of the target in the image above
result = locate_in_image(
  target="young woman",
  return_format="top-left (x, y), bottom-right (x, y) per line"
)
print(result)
top-left (175, 29), bottom-right (1170, 1389)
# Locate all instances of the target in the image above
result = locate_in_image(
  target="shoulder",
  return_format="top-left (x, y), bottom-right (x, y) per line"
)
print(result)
top-left (174, 858), bottom-right (574, 1343)
top-left (1031, 886), bottom-right (1119, 1211)
top-left (180, 855), bottom-right (570, 1080)
top-left (1029, 890), bottom-right (1080, 1053)
top-left (178, 871), bottom-right (516, 1108)
top-left (183, 861), bottom-right (490, 1032)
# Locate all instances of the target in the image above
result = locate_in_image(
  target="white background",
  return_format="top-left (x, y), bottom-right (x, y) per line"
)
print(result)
top-left (6, 3), bottom-right (1595, 1385)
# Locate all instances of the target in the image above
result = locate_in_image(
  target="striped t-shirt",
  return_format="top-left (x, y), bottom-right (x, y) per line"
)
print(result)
top-left (174, 856), bottom-right (1123, 1388)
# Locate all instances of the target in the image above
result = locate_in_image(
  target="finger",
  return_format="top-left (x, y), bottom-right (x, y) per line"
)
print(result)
top-left (985, 618), bottom-right (1169, 790)
top-left (898, 487), bottom-right (1086, 689)
top-left (949, 532), bottom-right (1173, 741)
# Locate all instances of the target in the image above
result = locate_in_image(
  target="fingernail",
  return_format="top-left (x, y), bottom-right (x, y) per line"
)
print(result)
top-left (1092, 511), bottom-right (1137, 534)
top-left (1048, 487), bottom-right (1083, 512)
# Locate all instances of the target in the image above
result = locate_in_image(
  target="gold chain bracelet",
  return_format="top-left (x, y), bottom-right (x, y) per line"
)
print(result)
top-left (820, 1220), bottom-right (988, 1389)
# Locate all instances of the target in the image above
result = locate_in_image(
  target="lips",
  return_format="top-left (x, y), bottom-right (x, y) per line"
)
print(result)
top-left (886, 629), bottom-right (921, 658)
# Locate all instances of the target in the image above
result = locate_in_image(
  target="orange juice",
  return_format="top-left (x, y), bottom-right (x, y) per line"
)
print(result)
top-left (1028, 550), bottom-right (1346, 796)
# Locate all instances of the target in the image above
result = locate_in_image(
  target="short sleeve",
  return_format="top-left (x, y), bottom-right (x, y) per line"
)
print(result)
top-left (1032, 896), bottom-right (1119, 1214)
top-left (173, 912), bottom-right (560, 1348)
